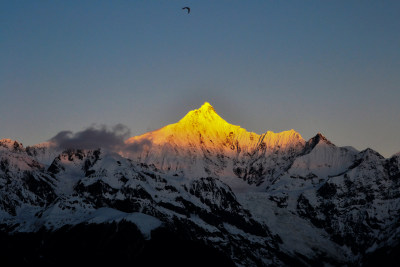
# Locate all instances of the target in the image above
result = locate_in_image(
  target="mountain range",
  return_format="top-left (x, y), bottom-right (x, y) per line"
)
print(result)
top-left (1, 102), bottom-right (400, 266)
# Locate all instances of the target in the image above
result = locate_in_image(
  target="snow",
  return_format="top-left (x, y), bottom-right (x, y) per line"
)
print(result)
top-left (0, 139), bottom-right (24, 151)
top-left (188, 214), bottom-right (219, 233)
top-left (87, 208), bottom-right (162, 239)
top-left (341, 146), bottom-right (359, 154)
top-left (288, 141), bottom-right (356, 178)
top-left (237, 192), bottom-right (351, 260)
top-left (26, 141), bottom-right (62, 166)
top-left (123, 102), bottom-right (306, 189)
top-left (13, 204), bottom-right (162, 239)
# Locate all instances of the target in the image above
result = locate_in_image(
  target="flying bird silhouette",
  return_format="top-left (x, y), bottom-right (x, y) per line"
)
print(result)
top-left (182, 7), bottom-right (190, 14)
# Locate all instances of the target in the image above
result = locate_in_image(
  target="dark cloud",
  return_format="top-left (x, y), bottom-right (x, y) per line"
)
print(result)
top-left (49, 124), bottom-right (154, 157)
top-left (49, 124), bottom-right (131, 151)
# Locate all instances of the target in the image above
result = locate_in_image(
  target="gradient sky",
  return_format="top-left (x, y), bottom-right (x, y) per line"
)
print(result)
top-left (1, 0), bottom-right (399, 157)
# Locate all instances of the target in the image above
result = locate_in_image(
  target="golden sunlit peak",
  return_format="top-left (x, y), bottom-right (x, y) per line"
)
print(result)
top-left (200, 101), bottom-right (213, 109)
top-left (196, 101), bottom-right (216, 114)
top-left (125, 102), bottom-right (306, 151)
top-left (178, 101), bottom-right (225, 125)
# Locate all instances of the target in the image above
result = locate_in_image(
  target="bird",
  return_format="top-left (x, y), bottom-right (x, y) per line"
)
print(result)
top-left (182, 7), bottom-right (190, 14)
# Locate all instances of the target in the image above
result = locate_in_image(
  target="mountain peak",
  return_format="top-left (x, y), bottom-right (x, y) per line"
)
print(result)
top-left (194, 101), bottom-right (216, 115)
top-left (200, 101), bottom-right (213, 110)
top-left (315, 132), bottom-right (331, 144)
top-left (302, 132), bottom-right (334, 155)
top-left (126, 102), bottom-right (248, 148)
top-left (178, 102), bottom-right (227, 126)
top-left (0, 138), bottom-right (24, 152)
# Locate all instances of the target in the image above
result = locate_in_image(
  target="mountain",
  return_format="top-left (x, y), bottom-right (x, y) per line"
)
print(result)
top-left (125, 102), bottom-right (305, 189)
top-left (1, 102), bottom-right (400, 266)
top-left (0, 140), bottom-right (282, 266)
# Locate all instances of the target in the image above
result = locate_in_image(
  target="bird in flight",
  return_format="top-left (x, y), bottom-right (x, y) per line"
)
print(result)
top-left (182, 7), bottom-right (190, 14)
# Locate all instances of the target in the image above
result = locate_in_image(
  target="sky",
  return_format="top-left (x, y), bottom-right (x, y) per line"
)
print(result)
top-left (1, 0), bottom-right (399, 157)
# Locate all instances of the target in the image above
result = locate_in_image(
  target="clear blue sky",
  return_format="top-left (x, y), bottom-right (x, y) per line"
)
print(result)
top-left (1, 0), bottom-right (399, 157)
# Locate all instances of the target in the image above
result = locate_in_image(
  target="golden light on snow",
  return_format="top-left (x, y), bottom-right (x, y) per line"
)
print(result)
top-left (125, 102), bottom-right (304, 154)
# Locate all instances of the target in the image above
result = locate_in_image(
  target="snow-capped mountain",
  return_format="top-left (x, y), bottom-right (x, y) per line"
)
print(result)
top-left (125, 102), bottom-right (305, 190)
top-left (1, 102), bottom-right (400, 266)
top-left (0, 143), bottom-right (281, 266)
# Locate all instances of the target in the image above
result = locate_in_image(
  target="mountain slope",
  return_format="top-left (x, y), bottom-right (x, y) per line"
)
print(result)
top-left (0, 139), bottom-right (57, 217)
top-left (125, 102), bottom-right (306, 189)
top-left (0, 141), bottom-right (285, 266)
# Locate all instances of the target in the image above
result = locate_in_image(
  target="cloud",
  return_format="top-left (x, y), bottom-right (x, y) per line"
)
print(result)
top-left (49, 123), bottom-right (154, 157)
top-left (124, 139), bottom-right (152, 153)
top-left (49, 124), bottom-right (131, 151)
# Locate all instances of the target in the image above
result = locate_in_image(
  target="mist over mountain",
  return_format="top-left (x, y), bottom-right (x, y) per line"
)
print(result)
top-left (1, 102), bottom-right (400, 266)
